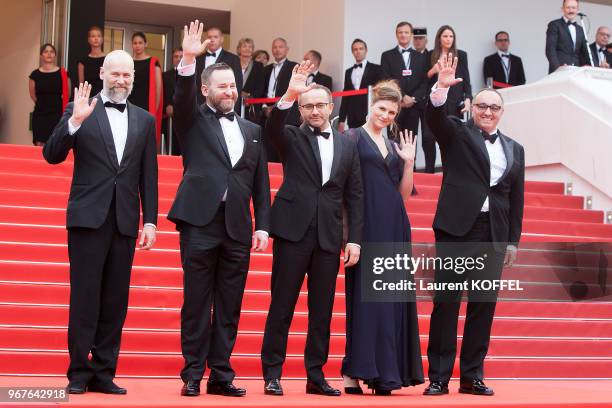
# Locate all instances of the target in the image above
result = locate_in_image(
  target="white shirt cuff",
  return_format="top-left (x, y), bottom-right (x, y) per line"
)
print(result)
top-left (68, 118), bottom-right (81, 135)
top-left (276, 96), bottom-right (294, 110)
top-left (346, 242), bottom-right (361, 249)
top-left (430, 83), bottom-right (449, 107)
top-left (254, 230), bottom-right (269, 238)
top-left (143, 223), bottom-right (157, 229)
top-left (177, 58), bottom-right (196, 76)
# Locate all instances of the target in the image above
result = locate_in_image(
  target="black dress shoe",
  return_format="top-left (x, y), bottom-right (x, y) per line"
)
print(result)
top-left (264, 379), bottom-right (283, 396)
top-left (206, 381), bottom-right (246, 397)
top-left (374, 388), bottom-right (391, 396)
top-left (88, 381), bottom-right (127, 395)
top-left (423, 381), bottom-right (449, 395)
top-left (66, 382), bottom-right (86, 394)
top-left (459, 379), bottom-right (494, 396)
top-left (306, 379), bottom-right (341, 396)
top-left (344, 386), bottom-right (363, 394)
top-left (181, 380), bottom-right (201, 397)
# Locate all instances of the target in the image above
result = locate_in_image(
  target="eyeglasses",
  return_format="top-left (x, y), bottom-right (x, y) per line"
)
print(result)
top-left (496, 38), bottom-right (510, 42)
top-left (299, 103), bottom-right (329, 111)
top-left (474, 103), bottom-right (502, 113)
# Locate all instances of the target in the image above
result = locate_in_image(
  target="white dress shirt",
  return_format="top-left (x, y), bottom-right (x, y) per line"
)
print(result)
top-left (306, 70), bottom-right (318, 86)
top-left (397, 45), bottom-right (412, 68)
top-left (429, 85), bottom-right (507, 212)
top-left (267, 59), bottom-right (286, 98)
top-left (563, 16), bottom-right (577, 48)
top-left (205, 48), bottom-right (221, 68)
top-left (351, 60), bottom-right (367, 90)
top-left (497, 50), bottom-right (511, 82)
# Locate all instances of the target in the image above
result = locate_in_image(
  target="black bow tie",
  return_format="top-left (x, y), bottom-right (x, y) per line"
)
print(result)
top-left (104, 101), bottom-right (126, 112)
top-left (313, 128), bottom-right (330, 139)
top-left (353, 63), bottom-right (363, 68)
top-left (400, 48), bottom-right (410, 53)
top-left (501, 53), bottom-right (510, 58)
top-left (566, 21), bottom-right (577, 26)
top-left (206, 51), bottom-right (217, 57)
top-left (214, 110), bottom-right (235, 121)
top-left (482, 130), bottom-right (498, 144)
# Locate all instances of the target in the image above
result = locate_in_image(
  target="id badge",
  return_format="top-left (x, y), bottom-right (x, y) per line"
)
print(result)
top-left (402, 69), bottom-right (412, 76)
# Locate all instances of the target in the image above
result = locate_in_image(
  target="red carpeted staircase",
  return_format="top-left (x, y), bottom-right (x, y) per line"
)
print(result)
top-left (0, 143), bottom-right (611, 396)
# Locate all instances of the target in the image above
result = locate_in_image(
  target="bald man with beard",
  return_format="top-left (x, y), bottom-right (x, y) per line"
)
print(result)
top-left (44, 50), bottom-right (158, 395)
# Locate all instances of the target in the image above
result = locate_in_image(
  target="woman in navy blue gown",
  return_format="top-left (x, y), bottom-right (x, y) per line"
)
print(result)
top-left (341, 80), bottom-right (424, 394)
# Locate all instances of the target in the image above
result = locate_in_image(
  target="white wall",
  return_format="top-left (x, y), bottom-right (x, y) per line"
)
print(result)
top-left (343, 0), bottom-right (612, 91)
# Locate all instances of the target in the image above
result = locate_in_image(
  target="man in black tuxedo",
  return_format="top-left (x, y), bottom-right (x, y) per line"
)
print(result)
top-left (163, 47), bottom-right (182, 154)
top-left (381, 21), bottom-right (428, 137)
top-left (338, 39), bottom-right (382, 132)
top-left (261, 37), bottom-right (298, 162)
top-left (169, 21), bottom-right (271, 398)
top-left (195, 27), bottom-right (243, 113)
top-left (260, 61), bottom-right (363, 397)
top-left (303, 50), bottom-right (333, 90)
top-left (43, 50), bottom-right (158, 395)
top-left (590, 26), bottom-right (611, 68)
top-left (545, 0), bottom-right (592, 73)
top-left (483, 31), bottom-right (526, 88)
top-left (423, 54), bottom-right (525, 396)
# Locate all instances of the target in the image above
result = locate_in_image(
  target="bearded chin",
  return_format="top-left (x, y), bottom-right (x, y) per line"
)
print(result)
top-left (104, 84), bottom-right (132, 102)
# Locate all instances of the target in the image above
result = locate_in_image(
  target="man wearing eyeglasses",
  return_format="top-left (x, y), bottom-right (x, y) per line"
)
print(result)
top-left (422, 54), bottom-right (525, 397)
top-left (260, 60), bottom-right (363, 397)
top-left (483, 31), bottom-right (526, 88)
top-left (590, 26), bottom-right (611, 68)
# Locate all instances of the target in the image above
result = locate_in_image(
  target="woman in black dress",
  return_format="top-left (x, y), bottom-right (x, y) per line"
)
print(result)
top-left (237, 38), bottom-right (265, 123)
top-left (130, 31), bottom-right (163, 143)
top-left (427, 25), bottom-right (472, 117)
top-left (29, 43), bottom-right (70, 146)
top-left (77, 25), bottom-right (105, 97)
top-left (341, 80), bottom-right (424, 395)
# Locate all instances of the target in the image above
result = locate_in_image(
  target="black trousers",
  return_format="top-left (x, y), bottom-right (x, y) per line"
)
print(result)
top-left (67, 199), bottom-right (136, 385)
top-left (419, 110), bottom-right (437, 173)
top-left (261, 224), bottom-right (340, 382)
top-left (178, 205), bottom-right (251, 383)
top-left (427, 213), bottom-right (505, 383)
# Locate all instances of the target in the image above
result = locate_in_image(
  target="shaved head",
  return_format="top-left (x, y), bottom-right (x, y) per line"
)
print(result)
top-left (100, 50), bottom-right (134, 102)
top-left (103, 50), bottom-right (134, 70)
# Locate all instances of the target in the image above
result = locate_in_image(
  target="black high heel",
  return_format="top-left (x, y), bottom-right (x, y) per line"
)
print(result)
top-left (344, 386), bottom-right (363, 394)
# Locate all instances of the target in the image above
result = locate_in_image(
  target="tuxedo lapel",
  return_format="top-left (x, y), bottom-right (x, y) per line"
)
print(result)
top-left (468, 120), bottom-right (491, 180)
top-left (94, 95), bottom-right (119, 169)
top-left (498, 133), bottom-right (514, 181)
top-left (202, 106), bottom-right (232, 166)
top-left (118, 102), bottom-right (139, 172)
top-left (560, 19), bottom-right (575, 49)
top-left (327, 129), bottom-right (344, 185)
top-left (301, 124), bottom-right (323, 184)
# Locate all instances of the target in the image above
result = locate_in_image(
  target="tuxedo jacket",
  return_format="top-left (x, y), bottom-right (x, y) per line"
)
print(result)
top-left (590, 42), bottom-right (612, 67)
top-left (338, 62), bottom-right (382, 127)
top-left (426, 101), bottom-right (525, 246)
top-left (380, 47), bottom-right (428, 108)
top-left (483, 53), bottom-right (526, 87)
top-left (243, 60), bottom-right (265, 98)
top-left (43, 96), bottom-right (158, 238)
top-left (546, 18), bottom-right (590, 73)
top-left (195, 49), bottom-right (244, 110)
top-left (310, 72), bottom-right (333, 90)
top-left (267, 107), bottom-right (363, 253)
top-left (168, 72), bottom-right (270, 245)
top-left (163, 68), bottom-right (177, 108)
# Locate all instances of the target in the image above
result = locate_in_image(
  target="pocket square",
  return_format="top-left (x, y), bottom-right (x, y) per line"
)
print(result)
top-left (253, 139), bottom-right (259, 143)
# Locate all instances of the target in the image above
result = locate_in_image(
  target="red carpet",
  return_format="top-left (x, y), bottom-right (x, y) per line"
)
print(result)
top-left (0, 144), bottom-right (611, 407)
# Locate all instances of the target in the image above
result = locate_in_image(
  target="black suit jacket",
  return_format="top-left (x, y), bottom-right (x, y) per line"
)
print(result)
top-left (483, 53), bottom-right (526, 87)
top-left (590, 42), bottom-right (612, 67)
top-left (267, 106), bottom-right (363, 253)
top-left (43, 96), bottom-right (158, 238)
top-left (310, 72), bottom-right (333, 90)
top-left (262, 59), bottom-right (299, 125)
top-left (243, 60), bottom-right (266, 122)
top-left (426, 101), bottom-right (525, 247)
top-left (380, 47), bottom-right (428, 108)
top-left (338, 61), bottom-right (382, 127)
top-left (167, 72), bottom-right (270, 245)
top-left (546, 18), bottom-right (590, 73)
top-left (195, 49), bottom-right (244, 112)
top-left (162, 68), bottom-right (177, 109)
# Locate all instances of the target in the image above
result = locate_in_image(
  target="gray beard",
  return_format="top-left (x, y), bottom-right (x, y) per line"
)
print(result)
top-left (104, 85), bottom-right (132, 103)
